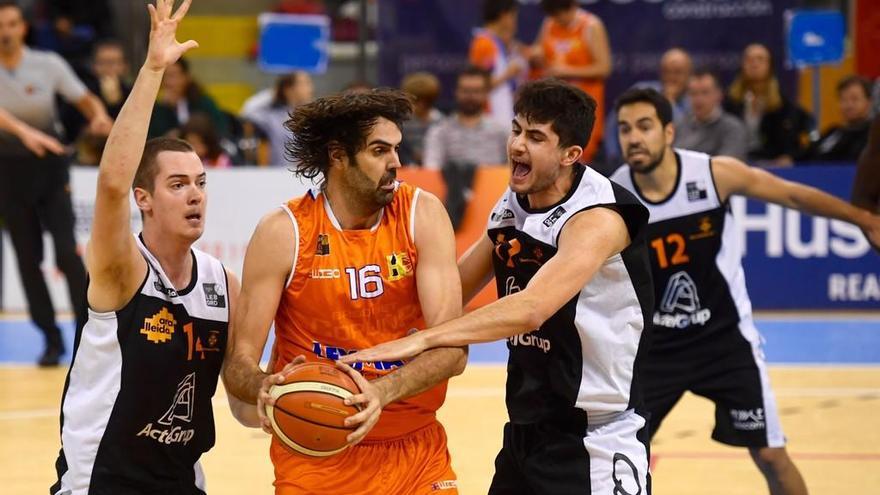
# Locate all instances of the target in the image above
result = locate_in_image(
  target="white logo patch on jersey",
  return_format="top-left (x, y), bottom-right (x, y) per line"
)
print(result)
top-left (159, 372), bottom-right (196, 425)
top-left (655, 271), bottom-right (712, 329)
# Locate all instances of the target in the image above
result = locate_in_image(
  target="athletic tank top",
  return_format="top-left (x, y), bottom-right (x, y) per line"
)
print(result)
top-left (54, 235), bottom-right (229, 494)
top-left (487, 165), bottom-right (653, 425)
top-left (272, 182), bottom-right (447, 440)
top-left (611, 149), bottom-right (755, 352)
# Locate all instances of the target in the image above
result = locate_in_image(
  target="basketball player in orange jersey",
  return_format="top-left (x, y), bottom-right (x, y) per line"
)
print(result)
top-left (223, 90), bottom-right (467, 494)
top-left (532, 0), bottom-right (611, 162)
top-left (52, 2), bottom-right (259, 493)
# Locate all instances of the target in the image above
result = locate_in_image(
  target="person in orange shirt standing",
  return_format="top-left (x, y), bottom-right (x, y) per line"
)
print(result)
top-left (469, 0), bottom-right (528, 127)
top-left (223, 89), bottom-right (467, 494)
top-left (533, 0), bottom-right (611, 162)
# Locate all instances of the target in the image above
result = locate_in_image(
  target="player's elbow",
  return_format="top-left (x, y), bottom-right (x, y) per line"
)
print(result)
top-left (450, 346), bottom-right (468, 376)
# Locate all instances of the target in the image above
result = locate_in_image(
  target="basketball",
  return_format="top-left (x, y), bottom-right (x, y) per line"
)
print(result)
top-left (265, 362), bottom-right (362, 457)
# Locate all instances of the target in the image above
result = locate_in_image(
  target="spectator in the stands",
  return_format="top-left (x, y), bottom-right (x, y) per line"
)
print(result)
top-left (241, 71), bottom-right (314, 166)
top-left (469, 0), bottom-right (527, 128)
top-left (31, 0), bottom-right (114, 71)
top-left (725, 43), bottom-right (813, 166)
top-left (423, 66), bottom-right (507, 227)
top-left (674, 68), bottom-right (748, 160)
top-left (532, 0), bottom-right (611, 162)
top-left (61, 39), bottom-right (131, 150)
top-left (148, 58), bottom-right (229, 139)
top-left (181, 114), bottom-right (233, 169)
top-left (604, 47), bottom-right (693, 165)
top-left (802, 76), bottom-right (872, 163)
top-left (399, 71), bottom-right (443, 165)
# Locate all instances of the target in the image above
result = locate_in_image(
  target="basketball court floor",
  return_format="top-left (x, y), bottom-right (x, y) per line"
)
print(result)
top-left (2, 314), bottom-right (878, 494)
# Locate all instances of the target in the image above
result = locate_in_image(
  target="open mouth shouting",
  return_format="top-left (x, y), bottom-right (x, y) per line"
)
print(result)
top-left (511, 158), bottom-right (532, 183)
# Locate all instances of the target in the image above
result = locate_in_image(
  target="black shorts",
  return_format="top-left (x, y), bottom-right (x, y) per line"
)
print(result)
top-left (488, 410), bottom-right (651, 495)
top-left (642, 322), bottom-right (785, 448)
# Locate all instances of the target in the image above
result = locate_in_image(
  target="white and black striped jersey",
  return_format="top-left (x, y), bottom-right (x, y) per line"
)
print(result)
top-left (52, 235), bottom-right (229, 495)
top-left (487, 165), bottom-right (654, 425)
top-left (610, 149), bottom-right (757, 353)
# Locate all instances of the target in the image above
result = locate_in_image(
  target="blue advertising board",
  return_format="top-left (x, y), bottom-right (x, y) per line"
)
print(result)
top-left (734, 165), bottom-right (878, 310)
top-left (378, 0), bottom-right (797, 110)
top-left (258, 13), bottom-right (329, 74)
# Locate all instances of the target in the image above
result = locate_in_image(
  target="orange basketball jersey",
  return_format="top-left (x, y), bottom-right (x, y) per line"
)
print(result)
top-left (539, 9), bottom-right (605, 160)
top-left (272, 182), bottom-right (447, 441)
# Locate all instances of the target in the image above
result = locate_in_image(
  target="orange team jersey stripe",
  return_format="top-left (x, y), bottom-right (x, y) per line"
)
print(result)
top-left (539, 9), bottom-right (605, 158)
top-left (272, 182), bottom-right (447, 441)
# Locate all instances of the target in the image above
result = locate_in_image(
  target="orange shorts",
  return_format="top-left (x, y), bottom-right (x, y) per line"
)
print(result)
top-left (271, 421), bottom-right (458, 495)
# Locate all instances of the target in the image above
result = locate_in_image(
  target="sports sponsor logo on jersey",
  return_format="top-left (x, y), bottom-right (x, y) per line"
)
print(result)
top-left (490, 208), bottom-right (515, 222)
top-left (312, 341), bottom-right (404, 372)
top-left (137, 373), bottom-right (197, 445)
top-left (508, 330), bottom-right (551, 353)
top-left (729, 407), bottom-right (765, 431)
top-left (543, 206), bottom-right (567, 227)
top-left (430, 480), bottom-right (458, 491)
top-left (309, 268), bottom-right (341, 279)
top-left (154, 278), bottom-right (178, 298)
top-left (689, 215), bottom-right (716, 240)
top-left (386, 252), bottom-right (414, 281)
top-left (141, 307), bottom-right (176, 343)
top-left (686, 180), bottom-right (708, 201)
top-left (654, 271), bottom-right (712, 329)
top-left (202, 283), bottom-right (226, 308)
top-left (159, 373), bottom-right (195, 425)
top-left (316, 234), bottom-right (330, 256)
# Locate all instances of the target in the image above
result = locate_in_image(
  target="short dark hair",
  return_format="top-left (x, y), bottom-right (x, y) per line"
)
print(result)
top-left (836, 75), bottom-right (872, 99)
top-left (614, 88), bottom-right (674, 127)
top-left (134, 138), bottom-right (197, 192)
top-left (483, 0), bottom-right (517, 24)
top-left (691, 67), bottom-right (722, 89)
top-left (285, 88), bottom-right (413, 180)
top-left (540, 0), bottom-right (576, 15)
top-left (457, 65), bottom-right (491, 88)
top-left (513, 79), bottom-right (596, 149)
top-left (0, 1), bottom-right (21, 11)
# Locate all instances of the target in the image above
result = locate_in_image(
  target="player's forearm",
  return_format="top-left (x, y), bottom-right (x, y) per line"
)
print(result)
top-left (222, 355), bottom-right (268, 405)
top-left (787, 182), bottom-right (875, 230)
top-left (375, 346), bottom-right (467, 405)
top-left (422, 290), bottom-right (543, 348)
top-left (97, 67), bottom-right (164, 196)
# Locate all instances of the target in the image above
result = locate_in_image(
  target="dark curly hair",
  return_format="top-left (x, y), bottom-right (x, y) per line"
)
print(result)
top-left (514, 79), bottom-right (596, 149)
top-left (284, 89), bottom-right (413, 180)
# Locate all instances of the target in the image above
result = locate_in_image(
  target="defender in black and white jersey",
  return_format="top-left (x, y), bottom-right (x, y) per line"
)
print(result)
top-left (612, 88), bottom-right (880, 495)
top-left (52, 2), bottom-right (258, 493)
top-left (344, 80), bottom-right (656, 494)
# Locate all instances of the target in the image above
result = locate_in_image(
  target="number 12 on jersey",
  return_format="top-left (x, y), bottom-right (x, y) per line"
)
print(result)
top-left (650, 233), bottom-right (690, 269)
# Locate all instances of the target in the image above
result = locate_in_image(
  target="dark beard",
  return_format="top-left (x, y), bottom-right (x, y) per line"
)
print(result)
top-left (630, 146), bottom-right (665, 175)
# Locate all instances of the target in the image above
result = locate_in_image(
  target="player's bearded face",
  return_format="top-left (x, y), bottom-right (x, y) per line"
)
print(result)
top-left (618, 103), bottom-right (669, 174)
top-left (343, 118), bottom-right (403, 209)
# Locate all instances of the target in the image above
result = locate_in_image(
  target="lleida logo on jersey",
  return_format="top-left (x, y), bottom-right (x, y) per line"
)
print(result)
top-left (141, 307), bottom-right (176, 344)
top-left (655, 271), bottom-right (712, 329)
top-left (137, 372), bottom-right (196, 445)
top-left (386, 252), bottom-right (414, 281)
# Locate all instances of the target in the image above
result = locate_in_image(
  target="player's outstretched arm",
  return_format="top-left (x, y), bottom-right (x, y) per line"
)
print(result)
top-left (458, 235), bottom-right (495, 306)
top-left (337, 192), bottom-right (467, 444)
top-left (219, 269), bottom-right (261, 428)
top-left (222, 209), bottom-right (295, 430)
top-left (712, 155), bottom-right (880, 250)
top-left (87, 0), bottom-right (199, 312)
top-left (341, 207), bottom-right (630, 363)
